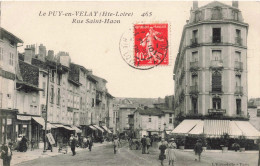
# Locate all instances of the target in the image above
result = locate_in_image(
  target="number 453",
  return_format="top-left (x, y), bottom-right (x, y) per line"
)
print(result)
top-left (141, 12), bottom-right (152, 17)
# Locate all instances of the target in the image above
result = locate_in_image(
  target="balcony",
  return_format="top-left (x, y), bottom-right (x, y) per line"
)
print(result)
top-left (235, 86), bottom-right (243, 95)
top-left (235, 37), bottom-right (243, 46)
top-left (211, 36), bottom-right (223, 43)
top-left (190, 61), bottom-right (199, 71)
top-left (190, 38), bottom-right (199, 47)
top-left (234, 61), bottom-right (243, 71)
top-left (190, 85), bottom-right (199, 94)
top-left (210, 60), bottom-right (223, 69)
top-left (211, 85), bottom-right (222, 93)
top-left (208, 109), bottom-right (226, 114)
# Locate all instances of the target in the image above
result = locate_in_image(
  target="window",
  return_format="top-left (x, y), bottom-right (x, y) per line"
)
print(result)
top-left (235, 51), bottom-right (241, 62)
top-left (169, 118), bottom-right (173, 124)
top-left (212, 7), bottom-right (222, 20)
top-left (235, 75), bottom-right (241, 87)
top-left (192, 75), bottom-right (198, 86)
top-left (149, 117), bottom-right (151, 122)
top-left (213, 98), bottom-right (221, 109)
top-left (212, 28), bottom-right (221, 43)
top-left (169, 113), bottom-right (172, 117)
top-left (212, 71), bottom-right (222, 92)
top-left (51, 70), bottom-right (55, 83)
top-left (236, 99), bottom-right (241, 115)
top-left (191, 30), bottom-right (198, 45)
top-left (0, 47), bottom-right (3, 60)
top-left (194, 11), bottom-right (201, 22)
top-left (92, 98), bottom-right (95, 107)
top-left (192, 51), bottom-right (198, 62)
top-left (50, 86), bottom-right (54, 104)
top-left (233, 10), bottom-right (239, 21)
top-left (57, 73), bottom-right (62, 85)
top-left (80, 97), bottom-right (82, 109)
top-left (57, 88), bottom-right (60, 105)
top-left (9, 53), bottom-right (14, 66)
top-left (192, 98), bottom-right (198, 114)
top-left (235, 29), bottom-right (242, 45)
top-left (42, 82), bottom-right (46, 97)
top-left (212, 50), bottom-right (221, 60)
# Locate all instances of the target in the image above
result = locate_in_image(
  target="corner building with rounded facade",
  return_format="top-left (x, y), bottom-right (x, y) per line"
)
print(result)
top-left (174, 1), bottom-right (248, 118)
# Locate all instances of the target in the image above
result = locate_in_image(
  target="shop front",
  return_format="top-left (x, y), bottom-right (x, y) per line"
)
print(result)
top-left (0, 109), bottom-right (18, 145)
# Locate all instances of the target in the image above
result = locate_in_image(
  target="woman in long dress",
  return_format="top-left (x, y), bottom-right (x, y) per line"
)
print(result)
top-left (167, 138), bottom-right (177, 166)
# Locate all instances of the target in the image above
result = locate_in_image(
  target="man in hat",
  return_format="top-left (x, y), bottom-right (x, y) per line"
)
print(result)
top-left (194, 139), bottom-right (203, 161)
top-left (1, 142), bottom-right (12, 166)
top-left (86, 136), bottom-right (93, 152)
top-left (167, 138), bottom-right (177, 166)
top-left (141, 135), bottom-right (147, 154)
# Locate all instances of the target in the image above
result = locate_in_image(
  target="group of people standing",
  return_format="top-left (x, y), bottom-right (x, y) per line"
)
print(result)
top-left (158, 138), bottom-right (204, 166)
top-left (141, 135), bottom-right (152, 154)
top-left (69, 134), bottom-right (94, 156)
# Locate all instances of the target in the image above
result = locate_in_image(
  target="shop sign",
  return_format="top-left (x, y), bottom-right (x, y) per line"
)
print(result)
top-left (23, 125), bottom-right (27, 128)
top-left (17, 115), bottom-right (31, 121)
top-left (47, 133), bottom-right (55, 145)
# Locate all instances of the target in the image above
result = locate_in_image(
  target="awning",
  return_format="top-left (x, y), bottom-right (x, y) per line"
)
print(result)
top-left (171, 119), bottom-right (201, 134)
top-left (189, 120), bottom-right (204, 135)
top-left (204, 120), bottom-right (231, 137)
top-left (93, 125), bottom-right (104, 132)
top-left (89, 126), bottom-right (97, 130)
top-left (32, 117), bottom-right (45, 126)
top-left (234, 121), bottom-right (260, 139)
top-left (54, 124), bottom-right (74, 131)
top-left (102, 126), bottom-right (112, 133)
top-left (71, 126), bottom-right (82, 133)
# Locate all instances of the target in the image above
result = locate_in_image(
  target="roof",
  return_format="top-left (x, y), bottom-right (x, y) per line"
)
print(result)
top-left (161, 109), bottom-right (174, 114)
top-left (87, 75), bottom-right (98, 83)
top-left (31, 58), bottom-right (48, 70)
top-left (1, 27), bottom-right (23, 43)
top-left (198, 1), bottom-right (238, 10)
top-left (18, 60), bottom-right (39, 86)
top-left (136, 107), bottom-right (164, 116)
top-left (91, 75), bottom-right (107, 83)
top-left (68, 63), bottom-right (80, 84)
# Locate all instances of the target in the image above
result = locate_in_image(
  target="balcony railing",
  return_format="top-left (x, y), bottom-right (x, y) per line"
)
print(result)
top-left (235, 86), bottom-right (243, 95)
top-left (210, 60), bottom-right (223, 69)
top-left (211, 36), bottom-right (223, 43)
top-left (190, 61), bottom-right (199, 71)
top-left (208, 109), bottom-right (226, 114)
top-left (190, 85), bottom-right (199, 94)
top-left (235, 37), bottom-right (243, 46)
top-left (234, 61), bottom-right (243, 71)
top-left (211, 85), bottom-right (222, 93)
top-left (190, 38), bottom-right (199, 47)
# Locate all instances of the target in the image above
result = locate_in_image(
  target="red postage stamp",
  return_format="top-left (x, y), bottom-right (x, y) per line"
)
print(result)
top-left (134, 23), bottom-right (168, 67)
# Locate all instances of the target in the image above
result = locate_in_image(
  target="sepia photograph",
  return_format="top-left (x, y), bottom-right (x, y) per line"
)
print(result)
top-left (0, 1), bottom-right (260, 166)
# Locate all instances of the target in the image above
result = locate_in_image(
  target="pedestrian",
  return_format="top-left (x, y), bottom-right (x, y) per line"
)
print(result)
top-left (87, 136), bottom-right (93, 152)
top-left (146, 136), bottom-right (151, 154)
top-left (31, 138), bottom-right (35, 151)
top-left (70, 136), bottom-right (76, 156)
top-left (20, 135), bottom-right (28, 152)
top-left (0, 142), bottom-right (12, 166)
top-left (158, 138), bottom-right (168, 166)
top-left (141, 135), bottom-right (147, 154)
top-left (83, 137), bottom-right (87, 149)
top-left (16, 134), bottom-right (22, 151)
top-left (194, 139), bottom-right (203, 161)
top-left (69, 134), bottom-right (74, 146)
top-left (167, 138), bottom-right (177, 166)
top-left (113, 136), bottom-right (120, 154)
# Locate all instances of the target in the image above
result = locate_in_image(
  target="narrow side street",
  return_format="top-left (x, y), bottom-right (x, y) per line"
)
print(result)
top-left (11, 141), bottom-right (258, 166)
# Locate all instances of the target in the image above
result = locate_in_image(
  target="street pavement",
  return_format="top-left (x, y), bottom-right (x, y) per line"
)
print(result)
top-left (3, 141), bottom-right (258, 166)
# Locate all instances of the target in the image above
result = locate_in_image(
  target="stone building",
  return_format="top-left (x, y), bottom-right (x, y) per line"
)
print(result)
top-left (0, 27), bottom-right (23, 144)
top-left (172, 1), bottom-right (260, 139)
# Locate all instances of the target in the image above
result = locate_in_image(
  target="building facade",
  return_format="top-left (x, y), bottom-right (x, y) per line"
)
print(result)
top-left (174, 1), bottom-right (248, 119)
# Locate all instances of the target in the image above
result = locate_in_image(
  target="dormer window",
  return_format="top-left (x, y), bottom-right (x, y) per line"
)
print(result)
top-left (233, 10), bottom-right (239, 21)
top-left (212, 7), bottom-right (222, 20)
top-left (194, 11), bottom-right (201, 22)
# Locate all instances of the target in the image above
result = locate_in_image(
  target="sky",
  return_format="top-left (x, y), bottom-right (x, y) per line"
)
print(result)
top-left (1, 1), bottom-right (260, 98)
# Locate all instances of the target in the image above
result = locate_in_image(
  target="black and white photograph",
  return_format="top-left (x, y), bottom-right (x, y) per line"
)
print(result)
top-left (0, 1), bottom-right (260, 166)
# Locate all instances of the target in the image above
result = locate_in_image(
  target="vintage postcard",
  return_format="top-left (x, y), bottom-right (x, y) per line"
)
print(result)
top-left (0, 1), bottom-right (259, 166)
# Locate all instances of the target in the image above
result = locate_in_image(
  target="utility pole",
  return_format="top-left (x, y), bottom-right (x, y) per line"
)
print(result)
top-left (43, 69), bottom-right (49, 152)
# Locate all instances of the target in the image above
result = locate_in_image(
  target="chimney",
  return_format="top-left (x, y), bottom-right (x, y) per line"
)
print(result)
top-left (57, 51), bottom-right (70, 67)
top-left (38, 44), bottom-right (46, 61)
top-left (193, 1), bottom-right (198, 10)
top-left (232, 1), bottom-right (238, 8)
top-left (24, 47), bottom-right (33, 64)
top-left (47, 50), bottom-right (54, 61)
